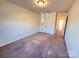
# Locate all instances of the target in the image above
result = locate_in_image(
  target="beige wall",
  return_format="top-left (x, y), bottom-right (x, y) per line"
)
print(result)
top-left (0, 0), bottom-right (40, 47)
top-left (65, 0), bottom-right (79, 57)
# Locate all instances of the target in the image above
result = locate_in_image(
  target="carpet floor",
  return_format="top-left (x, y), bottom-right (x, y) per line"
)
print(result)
top-left (0, 32), bottom-right (69, 58)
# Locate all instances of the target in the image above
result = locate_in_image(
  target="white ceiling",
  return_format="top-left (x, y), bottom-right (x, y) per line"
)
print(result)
top-left (7, 0), bottom-right (75, 13)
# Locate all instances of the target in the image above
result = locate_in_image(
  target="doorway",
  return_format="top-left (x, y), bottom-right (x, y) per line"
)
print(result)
top-left (55, 13), bottom-right (68, 38)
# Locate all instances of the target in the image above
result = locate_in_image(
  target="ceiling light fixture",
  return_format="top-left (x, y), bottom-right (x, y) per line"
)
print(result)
top-left (37, 0), bottom-right (44, 6)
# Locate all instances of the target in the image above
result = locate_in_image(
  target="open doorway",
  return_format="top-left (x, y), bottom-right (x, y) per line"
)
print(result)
top-left (55, 13), bottom-right (68, 38)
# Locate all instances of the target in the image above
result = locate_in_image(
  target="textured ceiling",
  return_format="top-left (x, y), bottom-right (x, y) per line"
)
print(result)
top-left (7, 0), bottom-right (74, 13)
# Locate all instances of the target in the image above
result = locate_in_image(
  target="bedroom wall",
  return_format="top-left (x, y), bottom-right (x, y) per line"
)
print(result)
top-left (65, 0), bottom-right (79, 57)
top-left (0, 0), bottom-right (40, 47)
top-left (39, 12), bottom-right (56, 35)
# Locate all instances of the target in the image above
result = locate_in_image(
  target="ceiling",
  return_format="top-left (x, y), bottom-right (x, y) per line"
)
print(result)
top-left (7, 0), bottom-right (74, 13)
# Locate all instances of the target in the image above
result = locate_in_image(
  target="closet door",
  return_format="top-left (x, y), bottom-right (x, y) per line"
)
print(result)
top-left (40, 13), bottom-right (56, 35)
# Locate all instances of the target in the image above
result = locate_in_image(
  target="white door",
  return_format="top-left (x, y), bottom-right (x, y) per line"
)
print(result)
top-left (39, 13), bottom-right (56, 35)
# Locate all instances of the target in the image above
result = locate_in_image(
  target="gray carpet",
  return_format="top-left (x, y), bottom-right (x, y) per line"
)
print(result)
top-left (0, 32), bottom-right (69, 58)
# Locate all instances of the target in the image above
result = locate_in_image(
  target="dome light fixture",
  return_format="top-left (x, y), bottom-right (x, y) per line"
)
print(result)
top-left (37, 0), bottom-right (44, 6)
